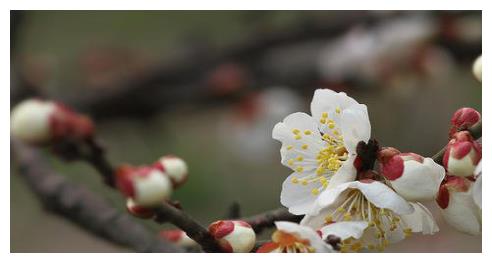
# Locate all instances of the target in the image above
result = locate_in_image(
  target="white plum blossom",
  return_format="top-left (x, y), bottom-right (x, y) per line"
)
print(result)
top-left (301, 180), bottom-right (438, 252)
top-left (473, 160), bottom-right (482, 209)
top-left (272, 89), bottom-right (371, 215)
top-left (256, 221), bottom-right (335, 253)
top-left (380, 152), bottom-right (445, 201)
top-left (437, 176), bottom-right (481, 235)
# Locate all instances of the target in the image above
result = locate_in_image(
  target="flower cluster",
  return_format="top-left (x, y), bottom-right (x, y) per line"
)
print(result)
top-left (116, 155), bottom-right (189, 212)
top-left (271, 88), bottom-right (447, 252)
top-left (436, 107), bottom-right (482, 235)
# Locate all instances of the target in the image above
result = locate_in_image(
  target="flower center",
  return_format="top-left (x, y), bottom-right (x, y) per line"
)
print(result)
top-left (288, 111), bottom-right (349, 196)
top-left (271, 230), bottom-right (315, 253)
top-left (323, 190), bottom-right (412, 252)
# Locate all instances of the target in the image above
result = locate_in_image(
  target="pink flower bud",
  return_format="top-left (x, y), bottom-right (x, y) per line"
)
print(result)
top-left (208, 220), bottom-right (256, 253)
top-left (436, 176), bottom-right (481, 235)
top-left (154, 156), bottom-right (188, 188)
top-left (160, 229), bottom-right (198, 248)
top-left (11, 99), bottom-right (94, 145)
top-left (443, 131), bottom-right (481, 177)
top-left (381, 153), bottom-right (445, 201)
top-left (449, 107), bottom-right (481, 138)
top-left (116, 165), bottom-right (173, 207)
top-left (126, 198), bottom-right (155, 219)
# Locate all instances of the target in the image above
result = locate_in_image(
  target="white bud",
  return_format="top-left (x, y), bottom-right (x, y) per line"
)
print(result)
top-left (437, 176), bottom-right (481, 235)
top-left (472, 55), bottom-right (482, 82)
top-left (157, 156), bottom-right (188, 187)
top-left (133, 169), bottom-right (173, 207)
top-left (11, 99), bottom-right (56, 144)
top-left (381, 153), bottom-right (445, 201)
top-left (208, 220), bottom-right (256, 253)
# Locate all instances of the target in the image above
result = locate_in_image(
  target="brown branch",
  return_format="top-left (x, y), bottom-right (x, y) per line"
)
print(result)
top-left (243, 207), bottom-right (303, 234)
top-left (153, 205), bottom-right (222, 252)
top-left (11, 139), bottom-right (184, 253)
top-left (432, 120), bottom-right (482, 165)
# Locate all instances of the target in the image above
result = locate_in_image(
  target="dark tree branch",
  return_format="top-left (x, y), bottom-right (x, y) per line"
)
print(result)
top-left (153, 205), bottom-right (222, 252)
top-left (11, 139), bottom-right (183, 253)
top-left (243, 207), bottom-right (303, 234)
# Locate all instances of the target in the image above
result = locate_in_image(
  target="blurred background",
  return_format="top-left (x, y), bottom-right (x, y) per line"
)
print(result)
top-left (10, 10), bottom-right (481, 252)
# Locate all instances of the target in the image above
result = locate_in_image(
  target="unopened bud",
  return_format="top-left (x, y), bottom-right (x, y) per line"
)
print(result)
top-left (381, 153), bottom-right (445, 201)
top-left (377, 147), bottom-right (401, 164)
top-left (472, 55), bottom-right (481, 82)
top-left (436, 176), bottom-right (481, 235)
top-left (154, 156), bottom-right (188, 188)
top-left (11, 99), bottom-right (56, 144)
top-left (126, 198), bottom-right (155, 219)
top-left (449, 107), bottom-right (481, 138)
top-left (160, 229), bottom-right (199, 248)
top-left (116, 165), bottom-right (173, 207)
top-left (11, 99), bottom-right (94, 145)
top-left (208, 220), bottom-right (256, 253)
top-left (443, 131), bottom-right (481, 177)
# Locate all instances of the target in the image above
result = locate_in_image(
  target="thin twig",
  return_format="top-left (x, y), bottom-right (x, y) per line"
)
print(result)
top-left (243, 207), bottom-right (303, 234)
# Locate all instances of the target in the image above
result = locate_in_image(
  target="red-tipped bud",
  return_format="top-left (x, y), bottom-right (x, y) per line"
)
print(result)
top-left (11, 99), bottom-right (94, 144)
top-left (115, 165), bottom-right (173, 207)
top-left (154, 156), bottom-right (188, 188)
top-left (449, 107), bottom-right (481, 138)
top-left (380, 153), bottom-right (445, 201)
top-left (436, 176), bottom-right (481, 235)
top-left (443, 131), bottom-right (481, 177)
top-left (377, 147), bottom-right (401, 164)
top-left (126, 198), bottom-right (155, 219)
top-left (208, 220), bottom-right (256, 253)
top-left (160, 229), bottom-right (198, 248)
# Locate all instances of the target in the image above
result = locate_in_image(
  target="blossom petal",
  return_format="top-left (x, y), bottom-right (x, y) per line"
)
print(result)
top-left (281, 172), bottom-right (321, 215)
top-left (328, 155), bottom-right (357, 189)
top-left (401, 202), bottom-right (439, 235)
top-left (473, 161), bottom-right (482, 209)
top-left (273, 112), bottom-right (323, 170)
top-left (314, 181), bottom-right (414, 216)
top-left (275, 221), bottom-right (334, 252)
top-left (310, 89), bottom-right (358, 121)
top-left (441, 190), bottom-right (481, 235)
top-left (340, 104), bottom-right (371, 153)
top-left (320, 221), bottom-right (368, 240)
top-left (472, 175), bottom-right (482, 209)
